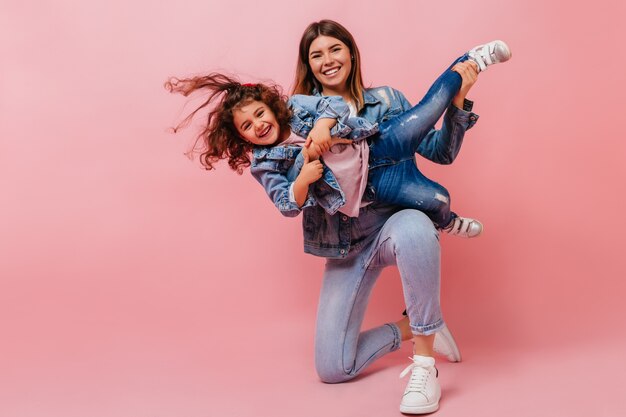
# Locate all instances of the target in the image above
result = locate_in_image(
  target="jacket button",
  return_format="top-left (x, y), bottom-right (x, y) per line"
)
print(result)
top-left (340, 249), bottom-right (346, 254)
top-left (341, 215), bottom-right (348, 221)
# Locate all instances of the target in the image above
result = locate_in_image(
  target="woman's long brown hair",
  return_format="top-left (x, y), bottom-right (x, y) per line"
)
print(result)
top-left (291, 20), bottom-right (365, 111)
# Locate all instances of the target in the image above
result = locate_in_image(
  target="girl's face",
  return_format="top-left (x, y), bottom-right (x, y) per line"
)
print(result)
top-left (308, 35), bottom-right (352, 95)
top-left (232, 100), bottom-right (283, 146)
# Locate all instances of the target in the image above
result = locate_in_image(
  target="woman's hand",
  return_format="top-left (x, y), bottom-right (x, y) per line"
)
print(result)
top-left (330, 137), bottom-right (352, 146)
top-left (303, 137), bottom-right (351, 161)
top-left (451, 61), bottom-right (479, 109)
top-left (305, 118), bottom-right (336, 155)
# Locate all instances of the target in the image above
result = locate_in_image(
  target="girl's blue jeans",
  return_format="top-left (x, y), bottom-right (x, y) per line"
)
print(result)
top-left (367, 55), bottom-right (469, 228)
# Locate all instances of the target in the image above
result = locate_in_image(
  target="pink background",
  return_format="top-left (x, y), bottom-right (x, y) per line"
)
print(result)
top-left (2, 1), bottom-right (625, 416)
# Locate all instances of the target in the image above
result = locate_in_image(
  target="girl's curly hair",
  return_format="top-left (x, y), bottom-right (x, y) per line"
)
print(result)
top-left (165, 73), bottom-right (292, 174)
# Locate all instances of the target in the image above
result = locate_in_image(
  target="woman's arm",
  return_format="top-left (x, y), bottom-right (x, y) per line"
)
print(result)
top-left (305, 117), bottom-right (336, 157)
top-left (451, 61), bottom-right (479, 109)
top-left (416, 61), bottom-right (480, 164)
top-left (288, 95), bottom-right (349, 139)
top-left (289, 95), bottom-right (378, 152)
top-left (416, 105), bottom-right (479, 164)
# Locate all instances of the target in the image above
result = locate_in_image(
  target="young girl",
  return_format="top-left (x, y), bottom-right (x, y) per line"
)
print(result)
top-left (166, 44), bottom-right (510, 239)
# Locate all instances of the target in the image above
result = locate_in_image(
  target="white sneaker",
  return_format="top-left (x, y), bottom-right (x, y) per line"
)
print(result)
top-left (401, 311), bottom-right (463, 362)
top-left (433, 324), bottom-right (462, 363)
top-left (468, 40), bottom-right (512, 72)
top-left (399, 355), bottom-right (441, 414)
top-left (443, 216), bottom-right (483, 238)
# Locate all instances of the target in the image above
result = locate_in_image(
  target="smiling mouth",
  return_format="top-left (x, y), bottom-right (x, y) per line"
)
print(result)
top-left (323, 67), bottom-right (340, 76)
top-left (258, 125), bottom-right (271, 138)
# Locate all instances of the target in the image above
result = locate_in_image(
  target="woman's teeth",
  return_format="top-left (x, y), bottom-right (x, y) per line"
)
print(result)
top-left (324, 68), bottom-right (339, 76)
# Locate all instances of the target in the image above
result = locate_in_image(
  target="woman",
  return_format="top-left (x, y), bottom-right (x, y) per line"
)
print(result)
top-left (289, 20), bottom-right (509, 414)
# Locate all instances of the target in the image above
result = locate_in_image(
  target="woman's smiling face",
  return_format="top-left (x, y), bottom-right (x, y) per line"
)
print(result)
top-left (308, 35), bottom-right (352, 96)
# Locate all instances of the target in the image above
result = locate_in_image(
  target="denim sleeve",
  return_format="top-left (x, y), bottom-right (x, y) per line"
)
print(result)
top-left (288, 95), bottom-right (315, 138)
top-left (249, 152), bottom-right (316, 217)
top-left (288, 95), bottom-right (353, 139)
top-left (416, 104), bottom-right (480, 165)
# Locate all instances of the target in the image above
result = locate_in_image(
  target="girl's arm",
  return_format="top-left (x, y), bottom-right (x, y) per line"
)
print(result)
top-left (249, 147), bottom-right (323, 216)
top-left (292, 147), bottom-right (324, 206)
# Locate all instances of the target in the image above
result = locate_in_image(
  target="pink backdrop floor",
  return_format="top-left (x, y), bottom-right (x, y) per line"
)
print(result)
top-left (2, 310), bottom-right (625, 417)
top-left (2, 0), bottom-right (626, 416)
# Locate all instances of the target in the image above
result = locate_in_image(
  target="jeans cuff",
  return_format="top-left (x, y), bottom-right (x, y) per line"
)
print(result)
top-left (411, 319), bottom-right (445, 336)
top-left (385, 323), bottom-right (402, 351)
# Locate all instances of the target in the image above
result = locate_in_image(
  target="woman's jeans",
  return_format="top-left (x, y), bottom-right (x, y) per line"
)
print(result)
top-left (315, 205), bottom-right (442, 383)
top-left (367, 55), bottom-right (469, 228)
top-left (314, 57), bottom-right (470, 383)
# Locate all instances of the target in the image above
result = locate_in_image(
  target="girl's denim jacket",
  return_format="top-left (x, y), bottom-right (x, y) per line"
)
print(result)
top-left (250, 87), bottom-right (478, 259)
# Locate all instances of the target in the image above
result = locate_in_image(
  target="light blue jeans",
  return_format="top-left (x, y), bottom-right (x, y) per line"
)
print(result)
top-left (315, 205), bottom-right (442, 383)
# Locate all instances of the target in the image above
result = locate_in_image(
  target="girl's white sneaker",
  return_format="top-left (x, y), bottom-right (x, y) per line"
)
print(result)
top-left (468, 40), bottom-right (512, 71)
top-left (443, 216), bottom-right (483, 238)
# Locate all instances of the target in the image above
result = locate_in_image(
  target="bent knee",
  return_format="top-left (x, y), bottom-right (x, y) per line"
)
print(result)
top-left (314, 347), bottom-right (357, 384)
top-left (389, 210), bottom-right (439, 239)
top-left (315, 360), bottom-right (356, 384)
top-left (432, 190), bottom-right (450, 211)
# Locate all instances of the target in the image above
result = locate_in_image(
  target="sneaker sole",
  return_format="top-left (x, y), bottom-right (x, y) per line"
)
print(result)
top-left (400, 402), bottom-right (440, 414)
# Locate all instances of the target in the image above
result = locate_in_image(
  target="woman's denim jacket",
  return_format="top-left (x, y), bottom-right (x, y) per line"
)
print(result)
top-left (250, 87), bottom-right (479, 259)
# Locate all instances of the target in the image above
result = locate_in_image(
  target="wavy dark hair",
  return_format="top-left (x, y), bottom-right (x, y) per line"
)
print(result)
top-left (292, 20), bottom-right (365, 111)
top-left (165, 73), bottom-right (292, 174)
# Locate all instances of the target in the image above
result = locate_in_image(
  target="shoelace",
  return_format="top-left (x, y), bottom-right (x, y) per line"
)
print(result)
top-left (399, 359), bottom-right (430, 392)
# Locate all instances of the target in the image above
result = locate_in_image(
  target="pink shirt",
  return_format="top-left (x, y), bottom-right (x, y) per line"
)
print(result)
top-left (282, 131), bottom-right (369, 218)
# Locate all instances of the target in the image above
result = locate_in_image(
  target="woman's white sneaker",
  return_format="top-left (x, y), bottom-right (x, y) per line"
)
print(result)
top-left (468, 40), bottom-right (512, 72)
top-left (433, 324), bottom-right (462, 362)
top-left (399, 355), bottom-right (441, 414)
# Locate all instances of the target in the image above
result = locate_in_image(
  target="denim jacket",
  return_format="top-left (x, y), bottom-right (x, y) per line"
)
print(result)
top-left (251, 88), bottom-right (479, 259)
top-left (250, 95), bottom-right (378, 218)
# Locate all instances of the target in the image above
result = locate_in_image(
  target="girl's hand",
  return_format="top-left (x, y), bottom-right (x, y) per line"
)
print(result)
top-left (451, 61), bottom-right (479, 108)
top-left (301, 142), bottom-right (320, 160)
top-left (298, 148), bottom-right (324, 185)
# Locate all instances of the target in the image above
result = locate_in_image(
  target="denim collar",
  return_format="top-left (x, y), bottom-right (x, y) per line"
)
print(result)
top-left (362, 88), bottom-right (381, 106)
